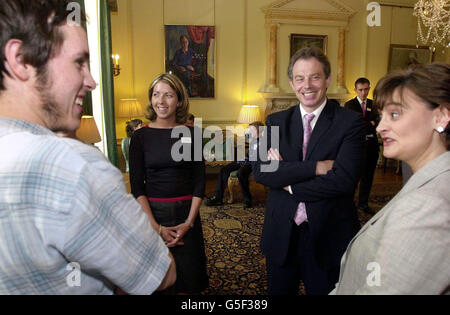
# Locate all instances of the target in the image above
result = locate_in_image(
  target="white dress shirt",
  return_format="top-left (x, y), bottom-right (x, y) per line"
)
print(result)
top-left (288, 99), bottom-right (327, 194)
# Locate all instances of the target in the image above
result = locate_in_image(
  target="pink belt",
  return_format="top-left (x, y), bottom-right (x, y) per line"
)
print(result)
top-left (148, 195), bottom-right (193, 203)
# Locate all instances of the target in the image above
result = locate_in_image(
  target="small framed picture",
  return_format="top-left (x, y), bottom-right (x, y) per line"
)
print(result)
top-left (290, 34), bottom-right (328, 57)
top-left (388, 44), bottom-right (433, 72)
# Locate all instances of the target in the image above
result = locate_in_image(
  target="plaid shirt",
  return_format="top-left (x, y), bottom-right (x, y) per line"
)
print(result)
top-left (0, 118), bottom-right (170, 294)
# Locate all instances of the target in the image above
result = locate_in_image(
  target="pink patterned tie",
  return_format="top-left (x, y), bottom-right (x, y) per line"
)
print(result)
top-left (361, 100), bottom-right (366, 117)
top-left (294, 113), bottom-right (315, 225)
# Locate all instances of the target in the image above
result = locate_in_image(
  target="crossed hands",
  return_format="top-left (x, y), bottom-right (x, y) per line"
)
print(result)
top-left (160, 223), bottom-right (190, 248)
top-left (266, 148), bottom-right (334, 192)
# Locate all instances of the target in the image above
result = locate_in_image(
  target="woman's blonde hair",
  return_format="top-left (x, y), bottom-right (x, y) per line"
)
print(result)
top-left (146, 73), bottom-right (190, 124)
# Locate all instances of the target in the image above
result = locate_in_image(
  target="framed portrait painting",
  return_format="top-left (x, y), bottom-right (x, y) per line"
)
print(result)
top-left (165, 25), bottom-right (215, 98)
top-left (290, 34), bottom-right (327, 58)
top-left (388, 44), bottom-right (433, 72)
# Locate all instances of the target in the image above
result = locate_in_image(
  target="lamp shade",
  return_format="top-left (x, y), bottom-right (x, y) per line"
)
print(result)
top-left (76, 115), bottom-right (101, 144)
top-left (117, 99), bottom-right (146, 118)
top-left (237, 105), bottom-right (261, 124)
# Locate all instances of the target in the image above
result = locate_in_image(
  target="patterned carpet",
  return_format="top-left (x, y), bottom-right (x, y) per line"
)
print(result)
top-left (199, 177), bottom-right (403, 295)
top-left (200, 203), bottom-right (267, 295)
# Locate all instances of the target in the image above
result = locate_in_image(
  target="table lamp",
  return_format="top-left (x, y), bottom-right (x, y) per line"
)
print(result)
top-left (237, 105), bottom-right (261, 124)
top-left (117, 99), bottom-right (146, 119)
top-left (76, 115), bottom-right (101, 144)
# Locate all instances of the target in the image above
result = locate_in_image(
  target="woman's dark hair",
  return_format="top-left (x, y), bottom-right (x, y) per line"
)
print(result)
top-left (125, 119), bottom-right (143, 138)
top-left (0, 0), bottom-right (86, 91)
top-left (374, 62), bottom-right (450, 142)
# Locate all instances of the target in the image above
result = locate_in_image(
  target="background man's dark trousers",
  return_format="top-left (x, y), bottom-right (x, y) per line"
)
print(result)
top-left (211, 162), bottom-right (252, 206)
top-left (358, 138), bottom-right (379, 208)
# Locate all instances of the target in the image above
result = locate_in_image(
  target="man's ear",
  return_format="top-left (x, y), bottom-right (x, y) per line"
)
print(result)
top-left (3, 39), bottom-right (32, 81)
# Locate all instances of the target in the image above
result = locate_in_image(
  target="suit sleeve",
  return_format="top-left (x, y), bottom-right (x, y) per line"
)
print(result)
top-left (290, 115), bottom-right (365, 202)
top-left (251, 116), bottom-right (317, 189)
top-left (343, 100), bottom-right (352, 110)
top-left (369, 100), bottom-right (380, 126)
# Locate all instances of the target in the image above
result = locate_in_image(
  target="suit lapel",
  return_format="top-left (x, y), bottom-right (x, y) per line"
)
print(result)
top-left (353, 98), bottom-right (363, 114)
top-left (305, 101), bottom-right (334, 160)
top-left (289, 105), bottom-right (303, 160)
top-left (365, 99), bottom-right (374, 117)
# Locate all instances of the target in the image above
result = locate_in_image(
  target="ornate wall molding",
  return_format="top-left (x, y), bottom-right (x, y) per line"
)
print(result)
top-left (259, 0), bottom-right (355, 114)
top-left (262, 0), bottom-right (355, 26)
top-left (378, 0), bottom-right (415, 8)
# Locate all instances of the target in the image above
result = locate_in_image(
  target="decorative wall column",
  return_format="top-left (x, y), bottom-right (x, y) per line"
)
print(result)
top-left (266, 23), bottom-right (280, 92)
top-left (336, 27), bottom-right (348, 93)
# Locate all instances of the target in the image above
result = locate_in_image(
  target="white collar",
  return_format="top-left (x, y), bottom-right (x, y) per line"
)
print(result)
top-left (299, 98), bottom-right (327, 119)
top-left (357, 96), bottom-right (367, 105)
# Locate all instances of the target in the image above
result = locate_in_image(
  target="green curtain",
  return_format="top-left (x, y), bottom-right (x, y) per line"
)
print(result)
top-left (99, 0), bottom-right (118, 167)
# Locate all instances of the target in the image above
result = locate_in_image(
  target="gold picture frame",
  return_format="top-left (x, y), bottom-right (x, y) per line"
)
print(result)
top-left (290, 34), bottom-right (328, 57)
top-left (165, 25), bottom-right (216, 98)
top-left (388, 44), bottom-right (433, 72)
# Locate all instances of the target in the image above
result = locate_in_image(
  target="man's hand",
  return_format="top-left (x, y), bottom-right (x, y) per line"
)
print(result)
top-left (187, 65), bottom-right (194, 72)
top-left (316, 160), bottom-right (334, 175)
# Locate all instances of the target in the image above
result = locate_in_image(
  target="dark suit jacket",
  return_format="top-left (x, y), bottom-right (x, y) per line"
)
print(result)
top-left (344, 98), bottom-right (379, 146)
top-left (252, 101), bottom-right (365, 268)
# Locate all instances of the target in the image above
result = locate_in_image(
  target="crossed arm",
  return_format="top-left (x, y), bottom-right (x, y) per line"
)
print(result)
top-left (252, 117), bottom-right (365, 203)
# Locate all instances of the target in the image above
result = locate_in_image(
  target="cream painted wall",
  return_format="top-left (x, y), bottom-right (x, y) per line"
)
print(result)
top-left (345, 0), bottom-right (368, 95)
top-left (347, 2), bottom-right (448, 100)
top-left (246, 0), bottom-right (272, 106)
top-left (112, 0), bottom-right (252, 137)
top-left (111, 0), bottom-right (140, 139)
top-left (111, 0), bottom-right (449, 138)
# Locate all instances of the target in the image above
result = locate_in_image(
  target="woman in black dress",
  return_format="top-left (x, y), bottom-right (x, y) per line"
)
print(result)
top-left (129, 73), bottom-right (208, 294)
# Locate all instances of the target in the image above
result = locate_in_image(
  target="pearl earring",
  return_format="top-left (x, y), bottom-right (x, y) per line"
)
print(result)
top-left (436, 126), bottom-right (444, 133)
